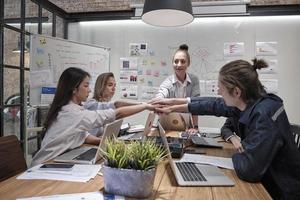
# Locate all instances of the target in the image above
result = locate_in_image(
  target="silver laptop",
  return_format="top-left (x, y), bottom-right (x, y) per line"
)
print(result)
top-left (54, 119), bottom-right (123, 164)
top-left (158, 122), bottom-right (234, 186)
top-left (190, 134), bottom-right (223, 148)
top-left (118, 112), bottom-right (155, 141)
top-left (159, 112), bottom-right (192, 131)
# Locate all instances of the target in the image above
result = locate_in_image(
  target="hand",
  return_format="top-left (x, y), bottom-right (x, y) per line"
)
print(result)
top-left (229, 136), bottom-right (244, 153)
top-left (154, 105), bottom-right (172, 115)
top-left (186, 128), bottom-right (199, 134)
top-left (144, 103), bottom-right (155, 111)
top-left (148, 98), bottom-right (175, 105)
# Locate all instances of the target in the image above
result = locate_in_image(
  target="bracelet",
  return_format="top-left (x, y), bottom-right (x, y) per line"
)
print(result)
top-left (193, 125), bottom-right (199, 129)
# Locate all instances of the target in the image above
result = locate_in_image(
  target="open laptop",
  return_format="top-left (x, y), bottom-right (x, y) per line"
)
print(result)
top-left (190, 134), bottom-right (223, 148)
top-left (158, 122), bottom-right (234, 186)
top-left (118, 112), bottom-right (155, 141)
top-left (159, 112), bottom-right (192, 131)
top-left (54, 119), bottom-right (123, 164)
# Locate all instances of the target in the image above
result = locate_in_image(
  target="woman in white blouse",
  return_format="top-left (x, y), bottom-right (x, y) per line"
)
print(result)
top-left (155, 44), bottom-right (200, 132)
top-left (31, 68), bottom-right (153, 166)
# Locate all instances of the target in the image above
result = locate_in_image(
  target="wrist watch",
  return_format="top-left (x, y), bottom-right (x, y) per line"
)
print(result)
top-left (193, 125), bottom-right (199, 129)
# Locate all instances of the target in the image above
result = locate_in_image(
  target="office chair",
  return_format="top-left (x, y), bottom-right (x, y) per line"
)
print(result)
top-left (290, 123), bottom-right (300, 149)
top-left (0, 135), bottom-right (27, 181)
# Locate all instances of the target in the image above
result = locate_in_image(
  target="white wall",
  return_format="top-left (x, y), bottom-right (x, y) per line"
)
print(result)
top-left (68, 16), bottom-right (300, 127)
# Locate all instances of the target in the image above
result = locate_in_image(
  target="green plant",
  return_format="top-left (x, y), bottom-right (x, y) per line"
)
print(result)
top-left (101, 138), bottom-right (166, 171)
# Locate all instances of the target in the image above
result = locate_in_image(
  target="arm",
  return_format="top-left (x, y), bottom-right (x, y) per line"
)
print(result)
top-left (114, 100), bottom-right (140, 108)
top-left (221, 118), bottom-right (237, 140)
top-left (114, 103), bottom-right (153, 119)
top-left (221, 118), bottom-right (244, 153)
top-left (155, 77), bottom-right (172, 98)
top-left (84, 99), bottom-right (115, 110)
top-left (192, 115), bottom-right (198, 127)
top-left (84, 134), bottom-right (101, 145)
top-left (155, 103), bottom-right (189, 114)
top-left (186, 115), bottom-right (199, 134)
top-left (188, 97), bottom-right (237, 117)
top-left (149, 97), bottom-right (188, 106)
top-left (232, 115), bottom-right (283, 182)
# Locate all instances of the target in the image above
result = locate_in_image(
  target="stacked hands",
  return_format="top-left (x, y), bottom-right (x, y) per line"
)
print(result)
top-left (144, 98), bottom-right (179, 115)
top-left (145, 98), bottom-right (199, 134)
top-left (145, 98), bottom-right (244, 151)
top-left (147, 98), bottom-right (174, 114)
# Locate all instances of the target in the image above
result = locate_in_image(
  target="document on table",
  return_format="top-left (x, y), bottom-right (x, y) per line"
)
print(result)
top-left (17, 191), bottom-right (124, 200)
top-left (17, 164), bottom-right (101, 182)
top-left (180, 154), bottom-right (234, 169)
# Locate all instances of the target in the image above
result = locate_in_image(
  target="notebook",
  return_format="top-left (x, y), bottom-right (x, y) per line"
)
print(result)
top-left (159, 112), bottom-right (192, 131)
top-left (158, 122), bottom-right (234, 186)
top-left (54, 119), bottom-right (123, 164)
top-left (118, 112), bottom-right (155, 141)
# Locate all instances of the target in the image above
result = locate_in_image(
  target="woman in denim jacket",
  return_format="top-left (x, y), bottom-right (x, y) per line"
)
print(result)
top-left (154, 59), bottom-right (300, 200)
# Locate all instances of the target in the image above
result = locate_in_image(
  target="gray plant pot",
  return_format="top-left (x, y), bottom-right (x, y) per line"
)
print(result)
top-left (102, 164), bottom-right (156, 198)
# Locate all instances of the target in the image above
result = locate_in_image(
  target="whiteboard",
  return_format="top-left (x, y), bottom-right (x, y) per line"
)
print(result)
top-left (68, 16), bottom-right (300, 126)
top-left (29, 34), bottom-right (110, 105)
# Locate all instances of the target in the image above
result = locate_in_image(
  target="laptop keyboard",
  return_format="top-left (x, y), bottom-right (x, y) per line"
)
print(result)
top-left (191, 135), bottom-right (209, 145)
top-left (74, 148), bottom-right (97, 161)
top-left (175, 162), bottom-right (207, 182)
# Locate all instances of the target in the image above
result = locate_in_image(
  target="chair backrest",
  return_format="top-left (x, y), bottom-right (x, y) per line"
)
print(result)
top-left (0, 135), bottom-right (27, 181)
top-left (290, 124), bottom-right (300, 149)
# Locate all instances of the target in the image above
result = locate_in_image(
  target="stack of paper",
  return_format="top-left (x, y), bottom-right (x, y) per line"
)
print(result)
top-left (180, 154), bottom-right (234, 170)
top-left (17, 191), bottom-right (124, 200)
top-left (17, 164), bottom-right (101, 182)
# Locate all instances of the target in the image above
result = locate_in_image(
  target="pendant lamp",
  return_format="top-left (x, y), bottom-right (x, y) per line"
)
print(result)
top-left (142, 0), bottom-right (193, 27)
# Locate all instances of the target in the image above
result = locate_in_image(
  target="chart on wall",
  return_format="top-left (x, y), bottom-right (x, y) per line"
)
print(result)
top-left (29, 34), bottom-right (110, 105)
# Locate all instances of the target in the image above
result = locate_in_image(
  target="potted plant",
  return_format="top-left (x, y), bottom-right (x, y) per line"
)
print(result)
top-left (101, 138), bottom-right (166, 198)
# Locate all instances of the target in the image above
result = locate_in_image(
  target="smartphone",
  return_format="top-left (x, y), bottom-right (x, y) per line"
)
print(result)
top-left (39, 163), bottom-right (74, 171)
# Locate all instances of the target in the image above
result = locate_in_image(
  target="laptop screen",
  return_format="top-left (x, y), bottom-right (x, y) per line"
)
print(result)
top-left (157, 122), bottom-right (174, 161)
top-left (159, 113), bottom-right (192, 131)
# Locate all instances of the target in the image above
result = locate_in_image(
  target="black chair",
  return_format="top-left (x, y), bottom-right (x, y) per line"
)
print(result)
top-left (0, 135), bottom-right (27, 181)
top-left (290, 123), bottom-right (300, 149)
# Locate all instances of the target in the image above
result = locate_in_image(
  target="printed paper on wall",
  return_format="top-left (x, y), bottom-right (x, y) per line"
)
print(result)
top-left (120, 85), bottom-right (138, 99)
top-left (224, 42), bottom-right (244, 57)
top-left (119, 70), bottom-right (138, 84)
top-left (129, 43), bottom-right (148, 56)
top-left (120, 57), bottom-right (138, 70)
top-left (256, 42), bottom-right (277, 56)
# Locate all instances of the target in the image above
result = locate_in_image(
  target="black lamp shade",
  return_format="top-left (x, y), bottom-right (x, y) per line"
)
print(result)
top-left (142, 0), bottom-right (193, 27)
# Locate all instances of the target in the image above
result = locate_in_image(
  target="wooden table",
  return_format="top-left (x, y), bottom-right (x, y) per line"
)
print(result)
top-left (0, 131), bottom-right (272, 200)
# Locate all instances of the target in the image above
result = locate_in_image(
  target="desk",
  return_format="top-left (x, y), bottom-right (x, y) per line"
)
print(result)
top-left (0, 131), bottom-right (272, 200)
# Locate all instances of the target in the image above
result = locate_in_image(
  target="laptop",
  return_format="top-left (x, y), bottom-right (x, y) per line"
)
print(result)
top-left (118, 112), bottom-right (155, 141)
top-left (54, 119), bottom-right (123, 164)
top-left (158, 122), bottom-right (234, 186)
top-left (190, 134), bottom-right (223, 148)
top-left (198, 127), bottom-right (221, 138)
top-left (159, 112), bottom-right (192, 131)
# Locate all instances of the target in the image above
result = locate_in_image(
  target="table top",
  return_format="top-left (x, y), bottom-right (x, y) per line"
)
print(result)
top-left (0, 131), bottom-right (272, 200)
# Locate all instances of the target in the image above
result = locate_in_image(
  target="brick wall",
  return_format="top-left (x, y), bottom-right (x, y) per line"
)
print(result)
top-left (47, 0), bottom-right (300, 13)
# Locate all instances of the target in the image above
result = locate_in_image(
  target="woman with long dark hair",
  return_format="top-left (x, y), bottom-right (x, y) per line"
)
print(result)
top-left (32, 67), bottom-right (153, 166)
